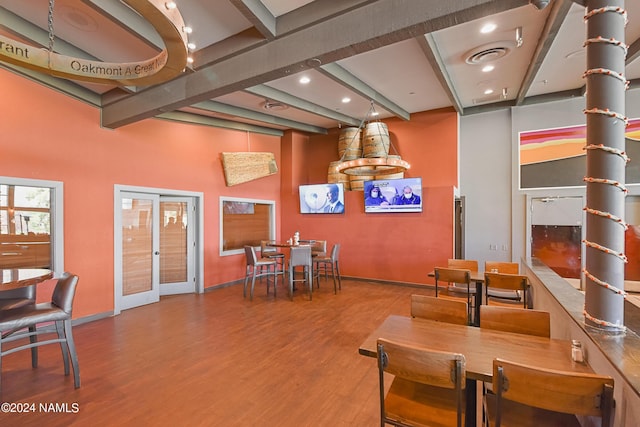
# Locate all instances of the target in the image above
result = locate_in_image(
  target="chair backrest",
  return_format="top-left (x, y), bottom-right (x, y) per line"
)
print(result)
top-left (448, 259), bottom-right (478, 271)
top-left (260, 240), bottom-right (277, 255)
top-left (493, 358), bottom-right (614, 427)
top-left (330, 243), bottom-right (340, 262)
top-left (485, 261), bottom-right (519, 274)
top-left (311, 240), bottom-right (327, 254)
top-left (484, 272), bottom-right (527, 292)
top-left (52, 272), bottom-right (79, 314)
top-left (378, 338), bottom-right (466, 426)
top-left (0, 285), bottom-right (36, 301)
top-left (480, 305), bottom-right (550, 338)
top-left (435, 267), bottom-right (471, 285)
top-left (244, 245), bottom-right (258, 266)
top-left (411, 294), bottom-right (468, 325)
top-left (290, 245), bottom-right (312, 267)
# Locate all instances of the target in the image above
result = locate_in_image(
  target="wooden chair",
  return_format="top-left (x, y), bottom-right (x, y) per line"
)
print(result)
top-left (480, 305), bottom-right (550, 338)
top-left (484, 261), bottom-right (519, 274)
top-left (0, 272), bottom-right (80, 390)
top-left (377, 338), bottom-right (466, 427)
top-left (490, 358), bottom-right (614, 427)
top-left (243, 246), bottom-right (278, 301)
top-left (484, 272), bottom-right (529, 308)
top-left (434, 267), bottom-right (473, 325)
top-left (312, 243), bottom-right (341, 294)
top-left (411, 294), bottom-right (468, 325)
top-left (484, 261), bottom-right (524, 303)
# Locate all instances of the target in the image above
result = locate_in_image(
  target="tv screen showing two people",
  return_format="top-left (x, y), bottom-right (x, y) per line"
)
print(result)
top-left (299, 183), bottom-right (345, 214)
top-left (364, 177), bottom-right (422, 213)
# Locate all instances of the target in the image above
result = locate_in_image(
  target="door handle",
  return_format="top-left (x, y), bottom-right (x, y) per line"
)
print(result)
top-left (154, 251), bottom-right (160, 255)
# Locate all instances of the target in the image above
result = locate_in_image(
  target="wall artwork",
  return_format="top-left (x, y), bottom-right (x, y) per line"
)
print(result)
top-left (519, 118), bottom-right (640, 189)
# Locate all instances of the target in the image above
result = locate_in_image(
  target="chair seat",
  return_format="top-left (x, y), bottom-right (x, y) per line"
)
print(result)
top-left (1, 303), bottom-right (69, 334)
top-left (487, 288), bottom-right (521, 300)
top-left (0, 298), bottom-right (34, 311)
top-left (448, 283), bottom-right (477, 294)
top-left (485, 393), bottom-right (580, 427)
top-left (385, 377), bottom-right (465, 427)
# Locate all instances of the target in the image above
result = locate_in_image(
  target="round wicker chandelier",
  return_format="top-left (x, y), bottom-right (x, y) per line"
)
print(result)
top-left (0, 0), bottom-right (190, 86)
top-left (335, 101), bottom-right (410, 176)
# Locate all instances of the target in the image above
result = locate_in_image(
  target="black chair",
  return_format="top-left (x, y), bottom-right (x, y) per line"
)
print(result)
top-left (243, 246), bottom-right (278, 301)
top-left (0, 272), bottom-right (80, 390)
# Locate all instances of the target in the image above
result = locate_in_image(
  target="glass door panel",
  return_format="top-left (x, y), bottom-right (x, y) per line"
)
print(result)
top-left (119, 193), bottom-right (159, 310)
top-left (159, 197), bottom-right (194, 294)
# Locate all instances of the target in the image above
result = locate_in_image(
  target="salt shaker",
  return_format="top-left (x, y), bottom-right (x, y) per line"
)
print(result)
top-left (293, 231), bottom-right (300, 245)
top-left (571, 340), bottom-right (584, 363)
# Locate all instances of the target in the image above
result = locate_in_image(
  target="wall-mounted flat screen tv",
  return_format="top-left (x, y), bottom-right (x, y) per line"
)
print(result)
top-left (364, 177), bottom-right (422, 213)
top-left (299, 183), bottom-right (345, 214)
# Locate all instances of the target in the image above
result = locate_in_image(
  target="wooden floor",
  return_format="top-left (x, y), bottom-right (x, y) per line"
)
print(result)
top-left (0, 278), bottom-right (430, 426)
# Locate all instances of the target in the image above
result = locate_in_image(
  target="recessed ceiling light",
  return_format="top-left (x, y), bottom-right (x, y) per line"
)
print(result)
top-left (481, 23), bottom-right (497, 34)
top-left (482, 65), bottom-right (495, 72)
top-left (484, 89), bottom-right (494, 95)
top-left (299, 76), bottom-right (310, 84)
top-left (187, 42), bottom-right (196, 50)
top-left (371, 111), bottom-right (380, 116)
top-left (341, 97), bottom-right (351, 103)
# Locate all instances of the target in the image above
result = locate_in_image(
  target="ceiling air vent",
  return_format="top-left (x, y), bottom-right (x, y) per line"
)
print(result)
top-left (464, 42), bottom-right (512, 65)
top-left (262, 100), bottom-right (288, 111)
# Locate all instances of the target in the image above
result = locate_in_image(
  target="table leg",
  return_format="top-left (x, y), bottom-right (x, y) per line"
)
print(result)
top-left (465, 378), bottom-right (477, 427)
top-left (474, 281), bottom-right (483, 327)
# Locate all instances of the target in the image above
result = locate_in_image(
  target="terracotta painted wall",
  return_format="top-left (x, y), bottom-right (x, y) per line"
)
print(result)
top-left (279, 110), bottom-right (459, 284)
top-left (2, 68), bottom-right (458, 319)
top-left (1, 69), bottom-right (281, 318)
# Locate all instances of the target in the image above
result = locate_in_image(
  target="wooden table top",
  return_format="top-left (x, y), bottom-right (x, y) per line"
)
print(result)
top-left (359, 315), bottom-right (592, 382)
top-left (1, 268), bottom-right (53, 291)
top-left (266, 242), bottom-right (312, 248)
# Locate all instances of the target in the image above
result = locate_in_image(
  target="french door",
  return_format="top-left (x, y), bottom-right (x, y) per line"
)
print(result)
top-left (115, 192), bottom-right (196, 313)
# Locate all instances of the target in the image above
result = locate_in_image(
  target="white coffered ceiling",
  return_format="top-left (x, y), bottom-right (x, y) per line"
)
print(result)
top-left (1, 0), bottom-right (638, 135)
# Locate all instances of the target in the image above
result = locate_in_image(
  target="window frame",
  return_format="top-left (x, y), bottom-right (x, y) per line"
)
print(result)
top-left (219, 196), bottom-right (276, 256)
top-left (0, 176), bottom-right (63, 276)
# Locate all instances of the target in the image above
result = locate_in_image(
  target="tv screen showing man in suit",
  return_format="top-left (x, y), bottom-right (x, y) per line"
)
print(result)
top-left (299, 183), bottom-right (345, 214)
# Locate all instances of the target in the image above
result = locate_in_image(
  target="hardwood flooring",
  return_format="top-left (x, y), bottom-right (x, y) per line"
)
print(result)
top-left (0, 279), bottom-right (431, 426)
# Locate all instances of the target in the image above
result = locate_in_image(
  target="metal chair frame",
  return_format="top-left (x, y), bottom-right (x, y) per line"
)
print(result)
top-left (0, 272), bottom-right (80, 390)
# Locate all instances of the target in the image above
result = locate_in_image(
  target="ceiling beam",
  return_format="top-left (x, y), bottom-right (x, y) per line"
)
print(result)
top-left (156, 111), bottom-right (284, 136)
top-left (244, 85), bottom-right (361, 127)
top-left (1, 63), bottom-right (101, 107)
top-left (627, 37), bottom-right (640, 65)
top-left (276, 0), bottom-right (381, 36)
top-left (84, 0), bottom-right (161, 49)
top-left (416, 34), bottom-right (464, 115)
top-left (515, 0), bottom-right (572, 105)
top-left (191, 100), bottom-right (329, 134)
top-left (317, 63), bottom-right (410, 120)
top-left (229, 0), bottom-right (276, 40)
top-left (101, 0), bottom-right (526, 129)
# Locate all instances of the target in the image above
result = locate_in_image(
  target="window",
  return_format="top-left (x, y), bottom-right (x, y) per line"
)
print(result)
top-left (220, 197), bottom-right (275, 256)
top-left (0, 177), bottom-right (63, 273)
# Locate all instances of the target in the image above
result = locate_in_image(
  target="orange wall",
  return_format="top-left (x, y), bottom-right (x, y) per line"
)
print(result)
top-left (1, 69), bottom-right (281, 318)
top-left (1, 68), bottom-right (458, 319)
top-left (280, 110), bottom-right (459, 284)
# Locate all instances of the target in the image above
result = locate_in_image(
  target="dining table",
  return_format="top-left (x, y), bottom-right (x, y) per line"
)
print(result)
top-left (428, 269), bottom-right (485, 326)
top-left (1, 268), bottom-right (53, 291)
top-left (359, 314), bottom-right (593, 427)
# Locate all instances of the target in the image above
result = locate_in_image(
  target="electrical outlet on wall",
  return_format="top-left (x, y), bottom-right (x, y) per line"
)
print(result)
top-left (501, 244), bottom-right (508, 251)
top-left (489, 244), bottom-right (497, 250)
